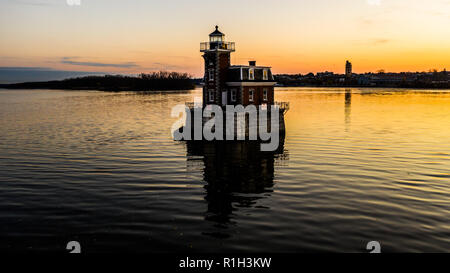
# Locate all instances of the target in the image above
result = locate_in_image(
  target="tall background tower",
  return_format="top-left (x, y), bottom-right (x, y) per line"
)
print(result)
top-left (200, 26), bottom-right (235, 106)
top-left (345, 60), bottom-right (353, 77)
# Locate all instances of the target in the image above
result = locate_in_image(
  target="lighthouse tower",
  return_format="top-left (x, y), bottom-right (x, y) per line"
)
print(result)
top-left (200, 26), bottom-right (235, 107)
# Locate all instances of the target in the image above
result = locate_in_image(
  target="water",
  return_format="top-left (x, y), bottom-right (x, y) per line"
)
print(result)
top-left (0, 88), bottom-right (449, 253)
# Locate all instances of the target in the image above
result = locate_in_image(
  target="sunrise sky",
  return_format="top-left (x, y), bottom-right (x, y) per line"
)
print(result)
top-left (0, 0), bottom-right (449, 77)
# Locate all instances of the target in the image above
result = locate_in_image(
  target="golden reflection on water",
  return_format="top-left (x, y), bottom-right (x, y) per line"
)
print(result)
top-left (277, 87), bottom-right (450, 195)
top-left (280, 88), bottom-right (450, 140)
top-left (1, 88), bottom-right (449, 252)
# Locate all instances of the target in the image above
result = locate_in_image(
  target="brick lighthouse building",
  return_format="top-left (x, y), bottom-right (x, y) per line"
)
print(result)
top-left (200, 26), bottom-right (284, 108)
top-left (180, 26), bottom-right (289, 143)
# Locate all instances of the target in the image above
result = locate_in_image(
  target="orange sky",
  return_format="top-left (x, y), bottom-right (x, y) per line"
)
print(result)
top-left (0, 0), bottom-right (449, 76)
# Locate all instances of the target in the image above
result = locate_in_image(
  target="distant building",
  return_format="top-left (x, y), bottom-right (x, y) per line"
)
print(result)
top-left (345, 60), bottom-right (352, 77)
top-left (317, 71), bottom-right (334, 77)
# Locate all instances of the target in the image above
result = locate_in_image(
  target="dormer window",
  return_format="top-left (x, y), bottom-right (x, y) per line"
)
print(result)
top-left (249, 68), bottom-right (254, 80)
top-left (263, 69), bottom-right (268, 80)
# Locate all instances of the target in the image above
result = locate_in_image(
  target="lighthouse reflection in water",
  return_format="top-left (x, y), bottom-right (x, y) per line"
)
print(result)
top-left (186, 138), bottom-right (288, 238)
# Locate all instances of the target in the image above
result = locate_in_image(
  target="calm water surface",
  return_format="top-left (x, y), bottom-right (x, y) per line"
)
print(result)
top-left (0, 87), bottom-right (449, 253)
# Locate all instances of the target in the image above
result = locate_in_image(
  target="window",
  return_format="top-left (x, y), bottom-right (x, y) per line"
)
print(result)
top-left (209, 69), bottom-right (214, 81)
top-left (209, 90), bottom-right (215, 102)
top-left (263, 69), bottom-right (268, 80)
top-left (210, 36), bottom-right (223, 43)
top-left (249, 68), bottom-right (254, 80)
top-left (231, 89), bottom-right (237, 102)
top-left (263, 88), bottom-right (268, 101)
top-left (249, 89), bottom-right (254, 102)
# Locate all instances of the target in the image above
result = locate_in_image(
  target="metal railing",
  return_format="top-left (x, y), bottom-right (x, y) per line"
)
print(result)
top-left (185, 102), bottom-right (196, 109)
top-left (186, 101), bottom-right (289, 112)
top-left (185, 102), bottom-right (204, 109)
top-left (273, 101), bottom-right (290, 112)
top-left (200, 42), bottom-right (235, 52)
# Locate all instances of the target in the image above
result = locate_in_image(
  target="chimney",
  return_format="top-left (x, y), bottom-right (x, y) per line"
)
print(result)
top-left (249, 61), bottom-right (256, 66)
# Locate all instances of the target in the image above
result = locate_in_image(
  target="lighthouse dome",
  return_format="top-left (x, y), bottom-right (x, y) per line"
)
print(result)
top-left (209, 26), bottom-right (224, 42)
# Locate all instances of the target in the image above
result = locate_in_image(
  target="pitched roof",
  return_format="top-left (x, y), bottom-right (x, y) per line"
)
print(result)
top-left (209, 25), bottom-right (224, 36)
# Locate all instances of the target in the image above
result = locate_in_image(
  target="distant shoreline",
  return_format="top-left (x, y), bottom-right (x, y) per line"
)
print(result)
top-left (0, 84), bottom-right (197, 92)
top-left (274, 70), bottom-right (450, 90)
top-left (2, 77), bottom-right (450, 91)
top-left (2, 84), bottom-right (450, 92)
top-left (275, 84), bottom-right (450, 90)
top-left (0, 73), bottom-right (196, 92)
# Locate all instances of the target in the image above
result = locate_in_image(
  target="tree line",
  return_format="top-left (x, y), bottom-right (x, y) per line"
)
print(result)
top-left (0, 72), bottom-right (195, 91)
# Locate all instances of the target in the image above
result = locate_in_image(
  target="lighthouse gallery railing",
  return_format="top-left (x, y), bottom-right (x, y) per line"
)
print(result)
top-left (185, 101), bottom-right (289, 112)
top-left (200, 42), bottom-right (235, 52)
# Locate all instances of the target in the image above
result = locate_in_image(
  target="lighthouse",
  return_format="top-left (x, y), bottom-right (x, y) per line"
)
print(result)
top-left (200, 26), bottom-right (283, 109)
top-left (178, 26), bottom-right (289, 146)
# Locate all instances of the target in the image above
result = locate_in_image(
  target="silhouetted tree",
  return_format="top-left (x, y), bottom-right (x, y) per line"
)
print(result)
top-left (0, 71), bottom-right (195, 91)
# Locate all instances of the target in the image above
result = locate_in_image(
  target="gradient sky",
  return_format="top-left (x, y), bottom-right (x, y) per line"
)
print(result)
top-left (0, 0), bottom-right (449, 76)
